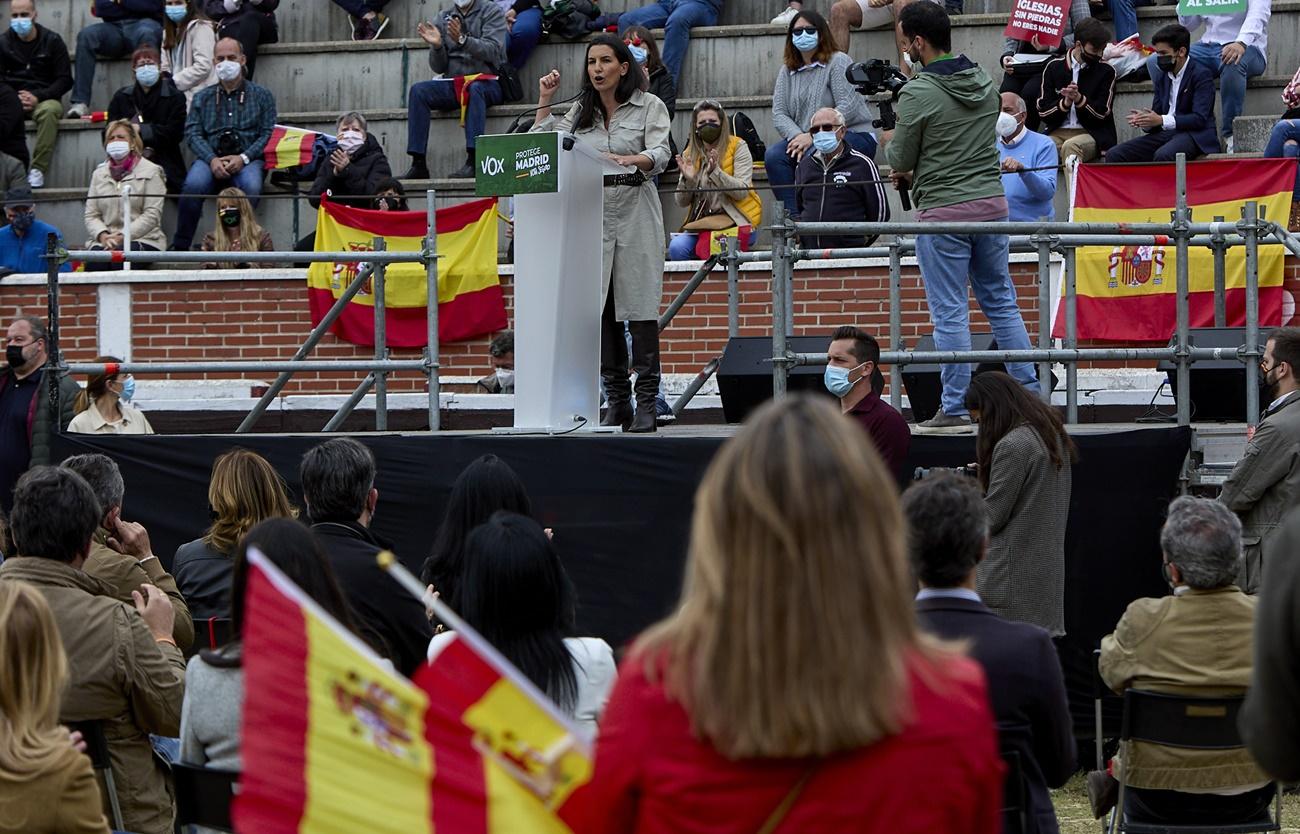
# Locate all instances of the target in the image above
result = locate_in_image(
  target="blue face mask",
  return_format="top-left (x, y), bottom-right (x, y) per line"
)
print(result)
top-left (628, 44), bottom-right (647, 65)
top-left (824, 362), bottom-right (865, 398)
top-left (9, 210), bottom-right (34, 234)
top-left (812, 130), bottom-right (840, 154)
top-left (791, 30), bottom-right (819, 52)
top-left (9, 17), bottom-right (33, 37)
top-left (165, 4), bottom-right (188, 21)
top-left (120, 375), bottom-right (136, 403)
top-left (135, 64), bottom-right (160, 87)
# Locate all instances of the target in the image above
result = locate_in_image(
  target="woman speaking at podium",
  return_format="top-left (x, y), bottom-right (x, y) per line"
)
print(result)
top-left (532, 35), bottom-right (673, 433)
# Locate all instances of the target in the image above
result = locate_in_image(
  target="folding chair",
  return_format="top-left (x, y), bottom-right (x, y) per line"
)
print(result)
top-left (1106, 690), bottom-right (1283, 834)
top-left (1001, 748), bottom-right (1029, 834)
top-left (172, 761), bottom-right (239, 834)
top-left (204, 617), bottom-right (233, 651)
top-left (67, 719), bottom-right (125, 831)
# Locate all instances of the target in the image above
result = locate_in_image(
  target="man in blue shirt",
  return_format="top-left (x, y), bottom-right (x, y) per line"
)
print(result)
top-left (0, 187), bottom-right (69, 275)
top-left (997, 93), bottom-right (1058, 222)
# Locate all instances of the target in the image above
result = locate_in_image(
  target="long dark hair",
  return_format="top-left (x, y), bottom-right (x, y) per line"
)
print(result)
top-left (574, 34), bottom-right (641, 131)
top-left (420, 455), bottom-right (533, 600)
top-left (73, 354), bottom-right (122, 414)
top-left (963, 372), bottom-right (1077, 491)
top-left (783, 9), bottom-right (836, 71)
top-left (457, 512), bottom-right (578, 711)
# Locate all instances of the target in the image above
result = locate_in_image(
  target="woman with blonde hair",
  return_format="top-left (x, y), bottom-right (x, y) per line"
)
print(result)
top-left (0, 581), bottom-right (109, 834)
top-left (200, 186), bottom-right (274, 269)
top-left (67, 355), bottom-right (154, 435)
top-left (84, 119), bottom-right (167, 270)
top-left (577, 395), bottom-right (1003, 833)
top-left (670, 99), bottom-right (762, 261)
top-left (172, 448), bottom-right (296, 620)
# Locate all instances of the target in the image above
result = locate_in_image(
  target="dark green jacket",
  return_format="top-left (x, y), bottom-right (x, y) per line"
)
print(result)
top-left (0, 366), bottom-right (82, 467)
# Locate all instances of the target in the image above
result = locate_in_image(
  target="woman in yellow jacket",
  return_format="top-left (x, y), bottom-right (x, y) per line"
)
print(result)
top-left (669, 100), bottom-right (763, 261)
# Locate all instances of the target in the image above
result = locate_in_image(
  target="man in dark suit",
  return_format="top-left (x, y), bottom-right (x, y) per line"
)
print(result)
top-left (903, 472), bottom-right (1076, 834)
top-left (1106, 24), bottom-right (1218, 163)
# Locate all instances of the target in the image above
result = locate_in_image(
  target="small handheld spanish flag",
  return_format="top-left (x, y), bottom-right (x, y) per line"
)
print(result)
top-left (264, 125), bottom-right (325, 170)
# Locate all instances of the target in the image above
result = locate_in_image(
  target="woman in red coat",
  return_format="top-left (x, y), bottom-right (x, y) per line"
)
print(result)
top-left (571, 395), bottom-right (1005, 834)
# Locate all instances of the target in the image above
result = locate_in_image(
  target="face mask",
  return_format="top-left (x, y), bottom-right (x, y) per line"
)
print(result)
top-left (1156, 54), bottom-right (1177, 75)
top-left (454, 0), bottom-right (473, 8)
top-left (165, 4), bottom-right (188, 21)
top-left (215, 59), bottom-right (241, 82)
top-left (823, 363), bottom-right (864, 398)
top-left (902, 50), bottom-right (916, 71)
top-left (1079, 49), bottom-right (1101, 64)
top-left (9, 210), bottom-right (34, 233)
top-left (219, 208), bottom-right (241, 227)
top-left (338, 130), bottom-right (365, 153)
top-left (495, 368), bottom-right (515, 388)
top-left (120, 375), bottom-right (136, 403)
top-left (9, 18), bottom-right (33, 37)
top-left (376, 196), bottom-right (397, 211)
top-left (5, 344), bottom-right (27, 369)
top-left (791, 30), bottom-right (819, 52)
top-left (812, 130), bottom-right (840, 154)
top-left (627, 44), bottom-right (647, 64)
top-left (696, 122), bottom-right (722, 144)
top-left (135, 63), bottom-right (160, 87)
top-left (106, 140), bottom-right (132, 161)
top-left (996, 112), bottom-right (1020, 140)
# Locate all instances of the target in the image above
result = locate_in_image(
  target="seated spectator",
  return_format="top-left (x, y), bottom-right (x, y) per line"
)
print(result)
top-left (108, 45), bottom-right (188, 192)
top-left (403, 1), bottom-right (508, 180)
top-left (0, 81), bottom-right (27, 168)
top-left (794, 107), bottom-right (888, 248)
top-left (825, 326), bottom-right (909, 481)
top-left (162, 0), bottom-right (218, 106)
top-left (1172, 0), bottom-right (1268, 153)
top-left (1037, 17), bottom-right (1116, 163)
top-left (1107, 24), bottom-right (1217, 164)
top-left (671, 99), bottom-right (761, 261)
top-left (181, 517), bottom-right (363, 772)
top-left (202, 0), bottom-right (277, 79)
top-left (200, 186), bottom-right (272, 267)
top-left (372, 176), bottom-right (408, 211)
top-left (999, 0), bottom-right (1091, 131)
top-left (769, 11), bottom-right (877, 217)
top-left (0, 467), bottom-right (185, 834)
top-left (1265, 67), bottom-right (1300, 227)
top-left (507, 1), bottom-right (596, 69)
top-left (0, 150), bottom-right (24, 194)
top-left (427, 512), bottom-right (617, 738)
top-left (0, 580), bottom-right (111, 834)
top-left (830, 0), bottom-right (946, 63)
top-left (1098, 497), bottom-right (1273, 827)
top-left (903, 472), bottom-right (1075, 834)
top-left (997, 93), bottom-right (1057, 222)
top-left (300, 438), bottom-right (433, 676)
top-left (476, 331), bottom-right (515, 393)
top-left (618, 0), bottom-right (720, 86)
top-left (60, 453), bottom-right (190, 651)
top-left (84, 120), bottom-right (168, 264)
top-left (330, 0), bottom-right (390, 40)
top-left (172, 37), bottom-right (274, 252)
top-left (624, 25), bottom-right (676, 122)
top-left (0, 188), bottom-right (70, 274)
top-left (67, 356), bottom-right (155, 434)
top-left (0, 0), bottom-right (73, 188)
top-left (575, 396), bottom-right (1002, 832)
top-left (69, 0), bottom-right (163, 119)
top-left (173, 448), bottom-right (296, 621)
top-left (309, 111), bottom-right (392, 209)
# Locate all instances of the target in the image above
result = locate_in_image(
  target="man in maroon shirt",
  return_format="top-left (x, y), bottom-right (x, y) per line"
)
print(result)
top-left (825, 326), bottom-right (912, 481)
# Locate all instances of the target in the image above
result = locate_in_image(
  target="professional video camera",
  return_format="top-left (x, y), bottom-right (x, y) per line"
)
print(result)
top-left (846, 58), bottom-right (912, 210)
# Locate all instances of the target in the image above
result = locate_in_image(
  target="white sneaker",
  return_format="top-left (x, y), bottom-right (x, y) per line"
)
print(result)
top-left (66, 102), bottom-right (89, 119)
top-left (771, 5), bottom-right (801, 25)
top-left (26, 168), bottom-right (44, 188)
top-left (1224, 135), bottom-right (1235, 154)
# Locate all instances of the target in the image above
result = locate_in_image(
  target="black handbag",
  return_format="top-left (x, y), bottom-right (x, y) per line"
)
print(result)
top-left (494, 62), bottom-right (525, 104)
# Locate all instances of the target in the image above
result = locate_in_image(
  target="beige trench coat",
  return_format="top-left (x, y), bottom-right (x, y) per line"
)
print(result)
top-left (84, 157), bottom-right (168, 251)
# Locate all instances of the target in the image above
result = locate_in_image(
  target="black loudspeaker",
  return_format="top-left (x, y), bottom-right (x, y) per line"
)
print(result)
top-left (717, 336), bottom-right (837, 423)
top-left (900, 335), bottom-right (1059, 422)
top-left (1156, 327), bottom-right (1248, 422)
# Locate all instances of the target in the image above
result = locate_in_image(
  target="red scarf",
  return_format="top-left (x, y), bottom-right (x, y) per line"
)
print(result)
top-left (108, 152), bottom-right (139, 182)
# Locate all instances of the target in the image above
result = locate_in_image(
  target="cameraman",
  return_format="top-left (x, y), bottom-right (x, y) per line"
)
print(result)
top-left (886, 2), bottom-right (1038, 430)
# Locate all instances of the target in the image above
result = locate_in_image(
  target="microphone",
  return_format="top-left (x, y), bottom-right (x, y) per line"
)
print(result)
top-left (507, 91), bottom-right (584, 134)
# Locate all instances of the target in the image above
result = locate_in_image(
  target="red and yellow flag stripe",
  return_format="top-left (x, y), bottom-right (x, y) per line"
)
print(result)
top-left (264, 125), bottom-right (322, 170)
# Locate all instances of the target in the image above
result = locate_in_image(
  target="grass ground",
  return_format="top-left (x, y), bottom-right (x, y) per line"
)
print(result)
top-left (1053, 774), bottom-right (1300, 834)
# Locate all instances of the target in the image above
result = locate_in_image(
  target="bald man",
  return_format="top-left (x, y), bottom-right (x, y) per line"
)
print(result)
top-left (996, 92), bottom-right (1057, 222)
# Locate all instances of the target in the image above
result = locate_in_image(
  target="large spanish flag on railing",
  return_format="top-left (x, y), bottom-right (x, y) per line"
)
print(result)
top-left (1055, 159), bottom-right (1291, 342)
top-left (234, 549), bottom-right (593, 834)
top-left (306, 197), bottom-right (505, 347)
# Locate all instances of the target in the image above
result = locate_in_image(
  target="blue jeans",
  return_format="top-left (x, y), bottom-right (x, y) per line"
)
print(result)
top-left (331, 0), bottom-right (389, 14)
top-left (1100, 0), bottom-right (1152, 41)
top-left (1265, 118), bottom-right (1300, 199)
top-left (172, 158), bottom-right (265, 251)
top-left (407, 78), bottom-right (503, 156)
top-left (668, 227), bottom-right (758, 260)
top-left (765, 132), bottom-right (878, 217)
top-left (618, 0), bottom-right (720, 85)
top-left (508, 7), bottom-right (544, 69)
top-left (1186, 41), bottom-right (1266, 138)
top-left (73, 18), bottom-right (163, 105)
top-left (914, 223), bottom-right (1038, 415)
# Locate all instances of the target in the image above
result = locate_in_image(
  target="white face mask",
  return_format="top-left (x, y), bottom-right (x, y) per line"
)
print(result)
top-left (338, 130), bottom-right (365, 153)
top-left (495, 368), bottom-right (514, 388)
top-left (454, 0), bottom-right (473, 7)
top-left (105, 140), bottom-right (132, 161)
top-left (996, 112), bottom-right (1020, 140)
top-left (215, 59), bottom-right (241, 82)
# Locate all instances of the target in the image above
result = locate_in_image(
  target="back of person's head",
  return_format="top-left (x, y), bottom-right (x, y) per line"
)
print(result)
top-left (1151, 23), bottom-right (1190, 53)
top-left (60, 453), bottom-right (124, 524)
top-left (9, 467), bottom-right (100, 564)
top-left (299, 438), bottom-right (376, 523)
top-left (205, 448), bottom-right (296, 555)
top-left (830, 324), bottom-right (886, 392)
top-left (902, 473), bottom-right (988, 587)
top-left (1073, 17), bottom-right (1110, 51)
top-left (72, 355), bottom-right (123, 414)
top-left (489, 331), bottom-right (514, 358)
top-left (1160, 496), bottom-right (1242, 590)
top-left (458, 511), bottom-right (578, 710)
top-left (899, 1), bottom-right (952, 53)
top-left (0, 580), bottom-right (70, 777)
top-left (422, 454), bottom-right (532, 593)
top-left (1267, 326), bottom-right (1300, 377)
top-left (964, 372), bottom-right (1076, 490)
top-left (637, 395), bottom-right (934, 759)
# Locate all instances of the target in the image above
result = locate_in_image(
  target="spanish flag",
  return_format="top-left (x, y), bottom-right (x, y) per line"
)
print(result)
top-left (1056, 159), bottom-right (1290, 342)
top-left (235, 549), bottom-right (594, 834)
top-left (455, 74), bottom-right (499, 125)
top-left (264, 125), bottom-right (324, 170)
top-left (306, 198), bottom-right (506, 347)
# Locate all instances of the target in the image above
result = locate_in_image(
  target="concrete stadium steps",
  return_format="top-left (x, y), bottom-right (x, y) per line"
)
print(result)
top-left (1232, 116), bottom-right (1288, 154)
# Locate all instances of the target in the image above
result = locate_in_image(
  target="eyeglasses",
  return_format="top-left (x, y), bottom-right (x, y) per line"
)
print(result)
top-left (791, 26), bottom-right (816, 35)
top-left (809, 124), bottom-right (840, 133)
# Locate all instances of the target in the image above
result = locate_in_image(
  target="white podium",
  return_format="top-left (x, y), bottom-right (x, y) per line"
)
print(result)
top-left (475, 131), bottom-right (631, 433)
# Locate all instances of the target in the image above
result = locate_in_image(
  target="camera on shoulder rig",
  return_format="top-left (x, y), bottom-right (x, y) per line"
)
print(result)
top-left (846, 58), bottom-right (913, 210)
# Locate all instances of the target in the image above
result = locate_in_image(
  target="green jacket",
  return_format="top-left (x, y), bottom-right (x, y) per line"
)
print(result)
top-left (885, 55), bottom-right (1004, 212)
top-left (0, 366), bottom-right (82, 467)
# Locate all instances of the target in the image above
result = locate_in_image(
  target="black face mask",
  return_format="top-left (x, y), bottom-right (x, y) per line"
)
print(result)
top-left (219, 208), bottom-right (241, 227)
top-left (1156, 54), bottom-right (1177, 74)
top-left (1079, 50), bottom-right (1101, 64)
top-left (5, 344), bottom-right (26, 369)
top-left (696, 123), bottom-right (722, 144)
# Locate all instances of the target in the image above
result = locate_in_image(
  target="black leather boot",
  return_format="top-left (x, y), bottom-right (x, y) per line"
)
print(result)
top-left (600, 296), bottom-right (633, 429)
top-left (627, 320), bottom-right (660, 433)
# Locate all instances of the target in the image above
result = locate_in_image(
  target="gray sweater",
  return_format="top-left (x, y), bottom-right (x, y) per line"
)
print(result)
top-left (425, 0), bottom-right (507, 78)
top-left (771, 51), bottom-right (874, 140)
top-left (179, 654), bottom-right (243, 772)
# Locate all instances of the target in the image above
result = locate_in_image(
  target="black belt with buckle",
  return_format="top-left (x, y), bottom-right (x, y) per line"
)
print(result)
top-left (604, 171), bottom-right (647, 188)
